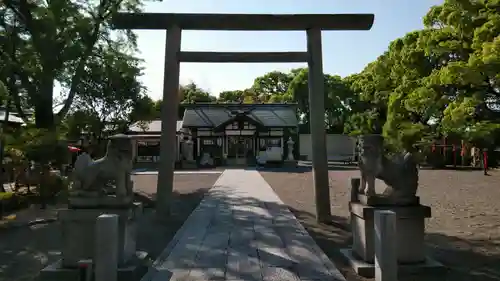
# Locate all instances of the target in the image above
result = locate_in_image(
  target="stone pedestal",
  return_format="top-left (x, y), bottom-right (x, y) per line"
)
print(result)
top-left (182, 160), bottom-right (198, 169)
top-left (283, 160), bottom-right (298, 167)
top-left (351, 202), bottom-right (430, 263)
top-left (356, 194), bottom-right (420, 206)
top-left (340, 202), bottom-right (444, 277)
top-left (60, 202), bottom-right (142, 267)
top-left (39, 203), bottom-right (147, 281)
top-left (68, 196), bottom-right (134, 209)
top-left (39, 252), bottom-right (149, 281)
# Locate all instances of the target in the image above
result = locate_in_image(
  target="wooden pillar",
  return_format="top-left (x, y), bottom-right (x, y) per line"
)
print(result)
top-left (306, 28), bottom-right (331, 222)
top-left (156, 26), bottom-right (181, 218)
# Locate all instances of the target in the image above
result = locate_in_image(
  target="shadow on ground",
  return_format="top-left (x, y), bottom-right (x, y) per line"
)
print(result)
top-left (2, 186), bottom-right (499, 281)
top-left (255, 163), bottom-right (359, 173)
top-left (134, 187), bottom-right (500, 281)
top-left (290, 208), bottom-right (500, 281)
top-left (0, 188), bottom-right (210, 281)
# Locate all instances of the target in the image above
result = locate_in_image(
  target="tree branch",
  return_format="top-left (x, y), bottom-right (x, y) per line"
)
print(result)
top-left (4, 0), bottom-right (45, 61)
top-left (56, 0), bottom-right (124, 122)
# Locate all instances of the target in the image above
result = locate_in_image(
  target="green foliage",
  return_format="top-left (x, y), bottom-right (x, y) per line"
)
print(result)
top-left (66, 41), bottom-right (147, 140)
top-left (2, 0), bottom-right (498, 154)
top-left (286, 68), bottom-right (354, 128)
top-left (341, 0), bottom-right (500, 150)
top-left (219, 90), bottom-right (245, 103)
top-left (0, 192), bottom-right (14, 201)
top-left (251, 71), bottom-right (293, 102)
top-left (1, 0), bottom-right (145, 129)
top-left (11, 126), bottom-right (69, 165)
top-left (0, 81), bottom-right (7, 102)
top-left (180, 82), bottom-right (216, 103)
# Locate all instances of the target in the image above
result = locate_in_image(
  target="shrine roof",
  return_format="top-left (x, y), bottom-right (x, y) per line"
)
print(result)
top-left (181, 103), bottom-right (298, 128)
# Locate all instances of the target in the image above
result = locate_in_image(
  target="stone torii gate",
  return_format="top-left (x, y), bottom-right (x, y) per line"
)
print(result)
top-left (111, 13), bottom-right (374, 222)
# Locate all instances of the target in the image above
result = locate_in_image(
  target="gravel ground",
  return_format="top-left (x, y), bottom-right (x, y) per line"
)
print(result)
top-left (0, 173), bottom-right (221, 281)
top-left (260, 167), bottom-right (500, 281)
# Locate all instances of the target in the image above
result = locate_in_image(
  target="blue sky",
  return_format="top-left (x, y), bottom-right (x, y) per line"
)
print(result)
top-left (135, 0), bottom-right (444, 100)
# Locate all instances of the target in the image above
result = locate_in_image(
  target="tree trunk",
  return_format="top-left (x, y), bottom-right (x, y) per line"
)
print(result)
top-left (0, 91), bottom-right (13, 193)
top-left (34, 76), bottom-right (55, 129)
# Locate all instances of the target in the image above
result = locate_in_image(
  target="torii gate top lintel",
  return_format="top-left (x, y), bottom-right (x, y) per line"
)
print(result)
top-left (111, 13), bottom-right (374, 31)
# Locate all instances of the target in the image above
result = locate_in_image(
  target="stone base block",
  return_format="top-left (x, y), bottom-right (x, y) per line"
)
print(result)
top-left (68, 196), bottom-right (134, 209)
top-left (350, 202), bottom-right (431, 263)
top-left (357, 194), bottom-right (420, 206)
top-left (59, 203), bottom-right (143, 267)
top-left (38, 252), bottom-right (150, 281)
top-left (339, 248), bottom-right (445, 278)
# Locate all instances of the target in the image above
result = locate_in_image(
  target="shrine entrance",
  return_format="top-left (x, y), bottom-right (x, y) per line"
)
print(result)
top-left (227, 135), bottom-right (254, 165)
top-left (111, 12), bottom-right (374, 221)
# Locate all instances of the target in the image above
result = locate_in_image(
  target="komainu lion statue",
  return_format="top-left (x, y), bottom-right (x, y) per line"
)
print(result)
top-left (357, 134), bottom-right (419, 204)
top-left (71, 135), bottom-right (133, 198)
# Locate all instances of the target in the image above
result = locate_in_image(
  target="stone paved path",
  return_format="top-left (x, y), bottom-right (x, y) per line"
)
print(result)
top-left (144, 169), bottom-right (345, 281)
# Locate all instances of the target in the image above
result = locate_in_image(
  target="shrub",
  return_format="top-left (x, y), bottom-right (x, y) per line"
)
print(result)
top-left (0, 192), bottom-right (14, 201)
top-left (0, 192), bottom-right (30, 215)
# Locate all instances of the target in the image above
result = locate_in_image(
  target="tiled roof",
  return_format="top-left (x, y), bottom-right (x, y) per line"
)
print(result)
top-left (0, 110), bottom-right (25, 124)
top-left (181, 103), bottom-right (298, 128)
top-left (128, 120), bottom-right (184, 133)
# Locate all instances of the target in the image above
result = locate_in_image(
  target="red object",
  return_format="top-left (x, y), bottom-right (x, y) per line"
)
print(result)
top-left (68, 146), bottom-right (81, 152)
top-left (483, 151), bottom-right (488, 170)
top-left (461, 143), bottom-right (466, 156)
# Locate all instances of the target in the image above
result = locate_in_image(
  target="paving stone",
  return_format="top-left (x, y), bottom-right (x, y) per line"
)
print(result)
top-left (229, 243), bottom-right (259, 258)
top-left (293, 263), bottom-right (334, 280)
top-left (151, 269), bottom-right (191, 281)
top-left (286, 244), bottom-right (325, 267)
top-left (202, 230), bottom-right (231, 248)
top-left (262, 266), bottom-right (300, 281)
top-left (189, 267), bottom-right (226, 280)
top-left (229, 227), bottom-right (255, 247)
top-left (254, 227), bottom-right (285, 248)
top-left (226, 251), bottom-right (262, 281)
top-left (146, 170), bottom-right (346, 281)
top-left (257, 247), bottom-right (296, 268)
top-left (278, 229), bottom-right (313, 247)
top-left (194, 249), bottom-right (227, 268)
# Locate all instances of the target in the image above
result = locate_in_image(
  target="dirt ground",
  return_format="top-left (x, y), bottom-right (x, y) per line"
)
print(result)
top-left (0, 173), bottom-right (221, 281)
top-left (260, 167), bottom-right (500, 281)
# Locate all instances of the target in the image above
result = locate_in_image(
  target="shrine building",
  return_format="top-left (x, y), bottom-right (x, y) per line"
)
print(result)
top-left (127, 103), bottom-right (299, 168)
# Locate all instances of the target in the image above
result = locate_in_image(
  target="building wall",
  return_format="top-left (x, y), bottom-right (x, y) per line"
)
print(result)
top-left (299, 134), bottom-right (356, 161)
top-left (131, 136), bottom-right (181, 165)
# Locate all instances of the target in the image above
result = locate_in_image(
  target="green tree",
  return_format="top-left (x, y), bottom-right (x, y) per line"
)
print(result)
top-left (218, 90), bottom-right (244, 103)
top-left (180, 82), bottom-right (216, 103)
top-left (68, 43), bottom-right (146, 141)
top-left (287, 68), bottom-right (353, 128)
top-left (1, 0), bottom-right (143, 129)
top-left (0, 81), bottom-right (6, 102)
top-left (423, 0), bottom-right (500, 146)
top-left (129, 95), bottom-right (160, 124)
top-left (251, 71), bottom-right (293, 102)
top-left (178, 82), bottom-right (215, 118)
top-left (151, 82), bottom-right (215, 120)
top-left (343, 0), bottom-right (500, 152)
